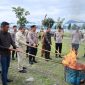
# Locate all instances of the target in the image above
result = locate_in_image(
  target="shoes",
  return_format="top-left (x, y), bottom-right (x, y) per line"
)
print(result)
top-left (29, 60), bottom-right (37, 64)
top-left (7, 79), bottom-right (13, 82)
top-left (23, 67), bottom-right (27, 70)
top-left (46, 57), bottom-right (52, 60)
top-left (33, 61), bottom-right (37, 63)
top-left (19, 70), bottom-right (27, 73)
top-left (48, 58), bottom-right (52, 60)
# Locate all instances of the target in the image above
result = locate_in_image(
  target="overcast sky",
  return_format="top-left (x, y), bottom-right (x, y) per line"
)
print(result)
top-left (0, 0), bottom-right (85, 23)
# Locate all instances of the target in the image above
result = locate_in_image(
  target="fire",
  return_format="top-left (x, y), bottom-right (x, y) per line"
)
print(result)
top-left (62, 50), bottom-right (77, 69)
top-left (62, 50), bottom-right (85, 70)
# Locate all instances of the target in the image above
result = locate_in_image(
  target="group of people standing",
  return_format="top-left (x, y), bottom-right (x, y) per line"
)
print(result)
top-left (40, 26), bottom-right (64, 60)
top-left (0, 22), bottom-right (39, 85)
top-left (0, 21), bottom-right (85, 85)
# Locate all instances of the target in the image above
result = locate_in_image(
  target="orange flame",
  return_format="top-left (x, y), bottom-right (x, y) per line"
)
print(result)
top-left (62, 50), bottom-right (77, 69)
top-left (62, 50), bottom-right (85, 70)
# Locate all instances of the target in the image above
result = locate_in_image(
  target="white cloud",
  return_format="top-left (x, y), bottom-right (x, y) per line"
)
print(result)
top-left (0, 0), bottom-right (85, 23)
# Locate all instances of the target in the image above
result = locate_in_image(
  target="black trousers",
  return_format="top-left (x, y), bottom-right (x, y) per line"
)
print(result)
top-left (55, 43), bottom-right (62, 56)
top-left (12, 42), bottom-right (17, 59)
top-left (26, 42), bottom-right (29, 53)
top-left (12, 51), bottom-right (17, 59)
top-left (45, 44), bottom-right (51, 59)
top-left (29, 47), bottom-right (37, 62)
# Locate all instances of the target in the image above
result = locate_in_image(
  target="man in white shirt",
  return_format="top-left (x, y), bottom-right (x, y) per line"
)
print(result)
top-left (54, 26), bottom-right (63, 58)
top-left (16, 27), bottom-right (27, 73)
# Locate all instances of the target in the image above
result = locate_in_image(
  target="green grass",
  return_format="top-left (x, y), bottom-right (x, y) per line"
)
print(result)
top-left (5, 33), bottom-right (85, 85)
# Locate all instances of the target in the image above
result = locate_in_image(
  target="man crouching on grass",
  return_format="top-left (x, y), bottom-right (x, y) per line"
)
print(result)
top-left (0, 22), bottom-right (19, 85)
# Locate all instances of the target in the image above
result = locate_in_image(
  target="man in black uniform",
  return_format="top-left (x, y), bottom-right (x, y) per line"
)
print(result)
top-left (44, 28), bottom-right (52, 60)
top-left (0, 22), bottom-right (17, 85)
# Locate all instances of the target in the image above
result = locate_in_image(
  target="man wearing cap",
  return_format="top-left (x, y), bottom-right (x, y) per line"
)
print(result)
top-left (0, 22), bottom-right (17, 85)
top-left (71, 27), bottom-right (82, 54)
top-left (28, 25), bottom-right (38, 64)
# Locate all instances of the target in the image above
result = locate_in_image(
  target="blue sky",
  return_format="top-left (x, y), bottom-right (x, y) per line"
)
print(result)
top-left (0, 0), bottom-right (85, 23)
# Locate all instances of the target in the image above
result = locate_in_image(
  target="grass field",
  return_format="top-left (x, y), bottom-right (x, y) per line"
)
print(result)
top-left (1, 33), bottom-right (85, 85)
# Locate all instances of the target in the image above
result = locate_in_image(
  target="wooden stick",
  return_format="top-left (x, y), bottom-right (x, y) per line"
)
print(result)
top-left (21, 40), bottom-right (62, 56)
top-left (11, 48), bottom-right (62, 64)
